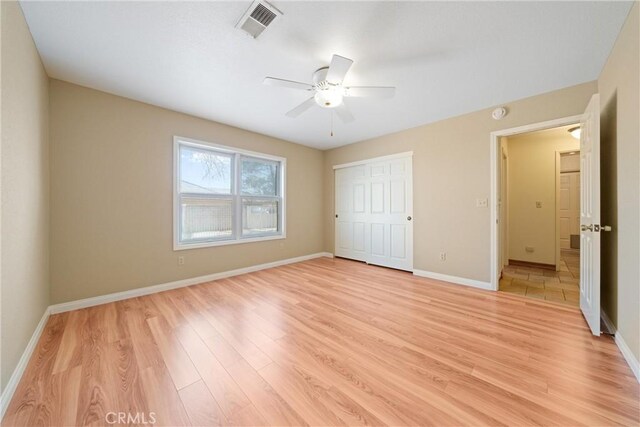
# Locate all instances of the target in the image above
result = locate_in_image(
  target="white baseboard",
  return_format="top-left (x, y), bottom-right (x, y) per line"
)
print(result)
top-left (601, 309), bottom-right (640, 383)
top-left (50, 252), bottom-right (333, 314)
top-left (0, 307), bottom-right (51, 420)
top-left (601, 308), bottom-right (616, 335)
top-left (412, 269), bottom-right (492, 291)
top-left (615, 331), bottom-right (640, 383)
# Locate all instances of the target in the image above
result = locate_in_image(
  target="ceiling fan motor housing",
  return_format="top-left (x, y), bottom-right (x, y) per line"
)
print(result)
top-left (312, 66), bottom-right (330, 85)
top-left (313, 67), bottom-right (344, 108)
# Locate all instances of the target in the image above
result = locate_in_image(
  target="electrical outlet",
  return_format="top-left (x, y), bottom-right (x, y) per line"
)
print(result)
top-left (178, 256), bottom-right (185, 266)
top-left (439, 252), bottom-right (447, 261)
top-left (476, 198), bottom-right (488, 208)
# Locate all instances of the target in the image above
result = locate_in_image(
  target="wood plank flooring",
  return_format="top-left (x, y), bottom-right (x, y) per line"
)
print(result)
top-left (3, 257), bottom-right (639, 426)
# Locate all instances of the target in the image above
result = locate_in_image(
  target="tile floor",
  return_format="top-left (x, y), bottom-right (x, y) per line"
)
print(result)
top-left (499, 249), bottom-right (580, 306)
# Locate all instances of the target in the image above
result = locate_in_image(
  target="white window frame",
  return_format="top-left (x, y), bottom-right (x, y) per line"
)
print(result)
top-left (173, 136), bottom-right (286, 251)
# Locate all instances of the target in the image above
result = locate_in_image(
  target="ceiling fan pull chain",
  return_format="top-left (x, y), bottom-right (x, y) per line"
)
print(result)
top-left (331, 111), bottom-right (334, 137)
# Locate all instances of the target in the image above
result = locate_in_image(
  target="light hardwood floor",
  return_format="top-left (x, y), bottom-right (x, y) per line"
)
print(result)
top-left (3, 257), bottom-right (639, 426)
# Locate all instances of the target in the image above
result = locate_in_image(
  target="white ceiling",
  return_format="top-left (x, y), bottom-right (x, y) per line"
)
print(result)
top-left (21, 1), bottom-right (632, 149)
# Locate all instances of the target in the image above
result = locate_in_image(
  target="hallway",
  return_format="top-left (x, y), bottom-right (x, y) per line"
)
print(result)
top-left (499, 249), bottom-right (580, 306)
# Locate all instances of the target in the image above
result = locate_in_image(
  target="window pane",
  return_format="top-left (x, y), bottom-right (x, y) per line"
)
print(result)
top-left (180, 145), bottom-right (232, 194)
top-left (180, 197), bottom-right (233, 242)
top-left (242, 198), bottom-right (278, 236)
top-left (241, 157), bottom-right (278, 196)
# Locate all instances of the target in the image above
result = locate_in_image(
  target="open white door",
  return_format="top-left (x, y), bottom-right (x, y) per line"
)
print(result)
top-left (579, 94), bottom-right (601, 336)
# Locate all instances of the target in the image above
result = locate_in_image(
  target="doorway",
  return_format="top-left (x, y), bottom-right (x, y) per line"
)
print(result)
top-left (490, 115), bottom-right (583, 280)
top-left (497, 125), bottom-right (581, 305)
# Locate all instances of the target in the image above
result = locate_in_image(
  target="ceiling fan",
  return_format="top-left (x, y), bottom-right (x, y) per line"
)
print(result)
top-left (263, 54), bottom-right (395, 123)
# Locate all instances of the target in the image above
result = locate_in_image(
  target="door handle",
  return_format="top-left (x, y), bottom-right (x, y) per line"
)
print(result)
top-left (581, 224), bottom-right (613, 232)
top-left (407, 216), bottom-right (412, 221)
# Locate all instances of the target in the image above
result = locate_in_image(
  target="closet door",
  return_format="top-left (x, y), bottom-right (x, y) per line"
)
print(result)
top-left (367, 157), bottom-right (413, 271)
top-left (334, 155), bottom-right (413, 271)
top-left (334, 165), bottom-right (368, 262)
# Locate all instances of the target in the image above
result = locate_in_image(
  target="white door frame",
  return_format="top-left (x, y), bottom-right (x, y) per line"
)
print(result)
top-left (500, 145), bottom-right (509, 271)
top-left (489, 116), bottom-right (582, 291)
top-left (333, 151), bottom-right (414, 170)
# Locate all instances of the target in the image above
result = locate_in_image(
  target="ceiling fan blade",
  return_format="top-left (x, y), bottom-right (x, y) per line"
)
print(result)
top-left (264, 77), bottom-right (314, 91)
top-left (285, 97), bottom-right (316, 118)
top-left (326, 54), bottom-right (354, 84)
top-left (344, 86), bottom-right (396, 99)
top-left (334, 103), bottom-right (355, 123)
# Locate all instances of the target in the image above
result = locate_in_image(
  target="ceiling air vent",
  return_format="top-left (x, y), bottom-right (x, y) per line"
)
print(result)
top-left (236, 1), bottom-right (282, 39)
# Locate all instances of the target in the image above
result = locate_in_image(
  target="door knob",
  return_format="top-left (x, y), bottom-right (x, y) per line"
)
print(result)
top-left (581, 224), bottom-right (593, 232)
top-left (335, 214), bottom-right (338, 218)
top-left (602, 225), bottom-right (612, 231)
top-left (407, 216), bottom-right (412, 221)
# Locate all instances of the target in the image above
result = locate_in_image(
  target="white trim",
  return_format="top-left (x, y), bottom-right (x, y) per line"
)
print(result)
top-left (601, 308), bottom-right (616, 335)
top-left (174, 234), bottom-right (286, 251)
top-left (0, 308), bottom-right (51, 421)
top-left (174, 135), bottom-right (287, 162)
top-left (50, 252), bottom-right (333, 314)
top-left (614, 331), bottom-right (640, 383)
top-left (490, 115), bottom-right (582, 291)
top-left (173, 136), bottom-right (287, 251)
top-left (332, 151), bottom-right (413, 170)
top-left (600, 309), bottom-right (640, 383)
top-left (413, 269), bottom-right (492, 291)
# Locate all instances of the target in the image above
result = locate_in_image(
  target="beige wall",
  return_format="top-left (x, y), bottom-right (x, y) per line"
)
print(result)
top-left (0, 1), bottom-right (50, 392)
top-left (49, 80), bottom-right (324, 304)
top-left (323, 82), bottom-right (597, 283)
top-left (599, 3), bottom-right (639, 361)
top-left (505, 128), bottom-right (579, 265)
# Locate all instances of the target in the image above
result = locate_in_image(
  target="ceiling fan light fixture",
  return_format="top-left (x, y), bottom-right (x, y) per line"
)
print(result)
top-left (264, 54), bottom-right (396, 122)
top-left (314, 85), bottom-right (344, 108)
top-left (568, 126), bottom-right (581, 139)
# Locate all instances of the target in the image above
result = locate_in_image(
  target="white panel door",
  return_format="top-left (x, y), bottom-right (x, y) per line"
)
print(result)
top-left (559, 172), bottom-right (580, 249)
top-left (334, 155), bottom-right (413, 271)
top-left (580, 94), bottom-right (601, 336)
top-left (367, 157), bottom-right (413, 271)
top-left (334, 165), bottom-right (368, 262)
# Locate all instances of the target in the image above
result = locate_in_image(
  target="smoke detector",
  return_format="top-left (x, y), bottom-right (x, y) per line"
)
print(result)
top-left (492, 107), bottom-right (508, 120)
top-left (235, 1), bottom-right (282, 39)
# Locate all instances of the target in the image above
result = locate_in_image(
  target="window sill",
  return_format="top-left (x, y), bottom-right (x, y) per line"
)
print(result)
top-left (173, 233), bottom-right (286, 251)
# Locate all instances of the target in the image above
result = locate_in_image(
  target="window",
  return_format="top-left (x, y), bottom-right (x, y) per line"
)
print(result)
top-left (174, 137), bottom-right (285, 250)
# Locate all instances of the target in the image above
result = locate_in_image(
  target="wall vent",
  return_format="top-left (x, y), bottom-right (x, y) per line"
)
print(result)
top-left (236, 1), bottom-right (282, 39)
